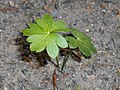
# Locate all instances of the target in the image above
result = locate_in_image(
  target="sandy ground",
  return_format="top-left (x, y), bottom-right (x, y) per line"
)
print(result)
top-left (0, 0), bottom-right (120, 90)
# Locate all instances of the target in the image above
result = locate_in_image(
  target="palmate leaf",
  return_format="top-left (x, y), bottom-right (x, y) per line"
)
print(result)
top-left (36, 14), bottom-right (53, 31)
top-left (52, 20), bottom-right (70, 32)
top-left (65, 36), bottom-right (78, 49)
top-left (50, 33), bottom-right (68, 48)
top-left (22, 14), bottom-right (68, 59)
top-left (27, 34), bottom-right (49, 52)
top-left (22, 23), bottom-right (44, 36)
top-left (66, 29), bottom-right (97, 57)
top-left (46, 39), bottom-right (59, 59)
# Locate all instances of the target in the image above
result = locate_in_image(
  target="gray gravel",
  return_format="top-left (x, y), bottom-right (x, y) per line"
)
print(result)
top-left (0, 0), bottom-right (120, 90)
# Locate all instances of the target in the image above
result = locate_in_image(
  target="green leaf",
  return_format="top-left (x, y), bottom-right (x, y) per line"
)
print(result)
top-left (50, 33), bottom-right (68, 48)
top-left (70, 28), bottom-right (92, 41)
top-left (27, 34), bottom-right (49, 52)
top-left (66, 29), bottom-right (97, 57)
top-left (54, 20), bottom-right (66, 28)
top-left (30, 40), bottom-right (47, 52)
top-left (78, 41), bottom-right (93, 56)
top-left (36, 14), bottom-right (53, 31)
top-left (65, 36), bottom-right (78, 49)
top-left (46, 39), bottom-right (59, 59)
top-left (27, 34), bottom-right (45, 42)
top-left (28, 34), bottom-right (49, 51)
top-left (22, 23), bottom-right (44, 36)
top-left (52, 20), bottom-right (70, 32)
top-left (22, 14), bottom-right (70, 59)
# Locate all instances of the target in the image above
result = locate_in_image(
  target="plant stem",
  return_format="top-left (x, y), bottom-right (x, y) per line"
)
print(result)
top-left (56, 56), bottom-right (60, 71)
top-left (61, 50), bottom-right (72, 72)
top-left (47, 59), bottom-right (57, 67)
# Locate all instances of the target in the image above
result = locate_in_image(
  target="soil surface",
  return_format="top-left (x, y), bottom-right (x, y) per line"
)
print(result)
top-left (0, 0), bottom-right (120, 90)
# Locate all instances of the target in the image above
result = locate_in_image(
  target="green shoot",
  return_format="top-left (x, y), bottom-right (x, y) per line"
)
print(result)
top-left (22, 13), bottom-right (97, 71)
top-left (22, 14), bottom-right (69, 59)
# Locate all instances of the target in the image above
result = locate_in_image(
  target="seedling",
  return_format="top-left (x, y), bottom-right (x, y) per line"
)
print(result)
top-left (22, 13), bottom-right (97, 71)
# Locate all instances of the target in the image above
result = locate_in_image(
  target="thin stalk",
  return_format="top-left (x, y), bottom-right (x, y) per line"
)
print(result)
top-left (61, 50), bottom-right (72, 72)
top-left (56, 56), bottom-right (60, 71)
top-left (47, 59), bottom-right (57, 67)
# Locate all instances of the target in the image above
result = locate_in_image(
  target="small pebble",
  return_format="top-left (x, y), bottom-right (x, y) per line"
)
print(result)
top-left (91, 24), bottom-right (94, 27)
top-left (102, 9), bottom-right (107, 14)
top-left (8, 1), bottom-right (15, 7)
top-left (0, 29), bottom-right (2, 32)
top-left (112, 53), bottom-right (116, 56)
top-left (4, 86), bottom-right (8, 90)
top-left (87, 75), bottom-right (95, 80)
top-left (108, 10), bottom-right (110, 13)
top-left (59, 16), bottom-right (62, 19)
top-left (52, 11), bottom-right (58, 17)
top-left (72, 74), bottom-right (76, 77)
top-left (118, 69), bottom-right (120, 73)
top-left (103, 42), bottom-right (106, 45)
top-left (85, 29), bottom-right (90, 32)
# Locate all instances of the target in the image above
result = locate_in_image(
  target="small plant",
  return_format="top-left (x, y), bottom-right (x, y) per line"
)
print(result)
top-left (22, 13), bottom-right (97, 71)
